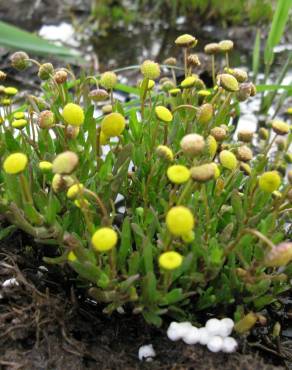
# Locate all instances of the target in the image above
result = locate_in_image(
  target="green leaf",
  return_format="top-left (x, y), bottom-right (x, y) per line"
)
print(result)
top-left (0, 20), bottom-right (83, 62)
top-left (117, 216), bottom-right (132, 271)
top-left (142, 310), bottom-right (162, 327)
top-left (252, 28), bottom-right (261, 82)
top-left (0, 225), bottom-right (17, 240)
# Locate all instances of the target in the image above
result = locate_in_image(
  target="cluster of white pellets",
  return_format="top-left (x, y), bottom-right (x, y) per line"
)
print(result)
top-left (167, 318), bottom-right (238, 353)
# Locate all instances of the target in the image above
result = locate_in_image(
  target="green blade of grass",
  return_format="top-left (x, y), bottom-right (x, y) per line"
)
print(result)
top-left (252, 28), bottom-right (261, 82)
top-left (0, 21), bottom-right (84, 63)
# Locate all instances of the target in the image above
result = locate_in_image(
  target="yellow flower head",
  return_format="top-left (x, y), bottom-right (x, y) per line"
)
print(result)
top-left (11, 119), bottom-right (27, 129)
top-left (259, 171), bottom-right (281, 193)
top-left (156, 145), bottom-right (174, 161)
top-left (219, 150), bottom-right (237, 170)
top-left (101, 112), bottom-right (126, 137)
top-left (62, 103), bottom-right (85, 126)
top-left (4, 87), bottom-right (18, 96)
top-left (169, 88), bottom-right (181, 97)
top-left (175, 34), bottom-right (197, 48)
top-left (166, 206), bottom-right (194, 236)
top-left (91, 227), bottom-right (118, 252)
top-left (100, 131), bottom-right (109, 145)
top-left (100, 71), bottom-right (117, 90)
top-left (140, 60), bottom-right (161, 80)
top-left (13, 111), bottom-right (25, 119)
top-left (181, 75), bottom-right (197, 89)
top-left (39, 161), bottom-right (53, 172)
top-left (207, 135), bottom-right (218, 158)
top-left (155, 106), bottom-right (173, 123)
top-left (67, 183), bottom-right (84, 199)
top-left (3, 153), bottom-right (28, 174)
top-left (167, 165), bottom-right (190, 184)
top-left (271, 120), bottom-right (290, 135)
top-left (68, 251), bottom-right (77, 262)
top-left (159, 251), bottom-right (183, 270)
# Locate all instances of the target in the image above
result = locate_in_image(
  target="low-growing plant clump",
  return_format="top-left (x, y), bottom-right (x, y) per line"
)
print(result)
top-left (0, 34), bottom-right (291, 331)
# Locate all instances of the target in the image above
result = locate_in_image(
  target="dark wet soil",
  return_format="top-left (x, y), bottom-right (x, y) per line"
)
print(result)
top-left (0, 231), bottom-right (290, 370)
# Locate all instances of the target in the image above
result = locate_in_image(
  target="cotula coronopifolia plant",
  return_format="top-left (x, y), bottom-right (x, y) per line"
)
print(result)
top-left (0, 35), bottom-right (291, 327)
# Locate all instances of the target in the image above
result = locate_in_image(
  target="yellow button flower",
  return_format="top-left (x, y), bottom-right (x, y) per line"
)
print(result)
top-left (219, 150), bottom-right (237, 170)
top-left (271, 120), bottom-right (290, 135)
top-left (91, 227), bottom-right (118, 252)
top-left (175, 34), bottom-right (197, 48)
top-left (259, 171), bottom-right (281, 193)
top-left (3, 153), bottom-right (28, 174)
top-left (140, 60), bottom-right (161, 80)
top-left (181, 75), bottom-right (197, 89)
top-left (166, 206), bottom-right (194, 236)
top-left (159, 251), bottom-right (183, 270)
top-left (101, 112), bottom-right (126, 137)
top-left (155, 106), bottom-right (173, 123)
top-left (13, 111), bottom-right (25, 119)
top-left (12, 119), bottom-right (28, 129)
top-left (67, 183), bottom-right (84, 199)
top-left (39, 161), bottom-right (53, 172)
top-left (100, 71), bottom-right (117, 90)
top-left (167, 165), bottom-right (190, 184)
top-left (4, 87), bottom-right (18, 96)
top-left (62, 103), bottom-right (85, 126)
top-left (156, 145), bottom-right (174, 161)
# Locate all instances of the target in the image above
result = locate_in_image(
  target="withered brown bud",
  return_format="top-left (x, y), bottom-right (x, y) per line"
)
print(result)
top-left (210, 126), bottom-right (227, 142)
top-left (237, 145), bottom-right (253, 162)
top-left (236, 82), bottom-right (252, 101)
top-left (163, 57), bottom-right (177, 66)
top-left (38, 110), bottom-right (55, 129)
top-left (0, 71), bottom-right (7, 81)
top-left (88, 89), bottom-right (109, 102)
top-left (191, 163), bottom-right (215, 182)
top-left (52, 151), bottom-right (79, 175)
top-left (10, 51), bottom-right (29, 71)
top-left (228, 68), bottom-right (248, 83)
top-left (196, 103), bottom-right (213, 125)
top-left (54, 70), bottom-right (68, 84)
top-left (187, 54), bottom-right (201, 67)
top-left (66, 125), bottom-right (80, 139)
top-left (180, 134), bottom-right (205, 156)
top-left (204, 43), bottom-right (221, 55)
top-left (237, 129), bottom-right (254, 143)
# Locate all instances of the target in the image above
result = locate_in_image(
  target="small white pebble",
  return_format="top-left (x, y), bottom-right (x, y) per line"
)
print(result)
top-left (222, 337), bottom-right (238, 353)
top-left (205, 318), bottom-right (223, 336)
top-left (198, 327), bottom-right (210, 345)
top-left (2, 278), bottom-right (19, 288)
top-left (182, 326), bottom-right (200, 345)
top-left (138, 344), bottom-right (156, 361)
top-left (207, 336), bottom-right (224, 353)
top-left (220, 318), bottom-right (234, 337)
top-left (167, 321), bottom-right (193, 341)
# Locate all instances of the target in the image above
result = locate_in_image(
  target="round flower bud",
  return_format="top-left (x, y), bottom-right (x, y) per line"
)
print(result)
top-left (259, 171), bottom-right (281, 193)
top-left (140, 60), bottom-right (160, 80)
top-left (237, 145), bottom-right (253, 162)
top-left (39, 161), bottom-right (53, 173)
top-left (156, 145), bottom-right (173, 161)
top-left (100, 131), bottom-right (109, 145)
top-left (207, 135), bottom-right (218, 158)
top-left (62, 103), bottom-right (84, 126)
top-left (167, 165), bottom-right (190, 184)
top-left (88, 88), bottom-right (109, 102)
top-left (182, 230), bottom-right (195, 243)
top-left (54, 70), bottom-right (68, 84)
top-left (66, 125), bottom-right (80, 140)
top-left (155, 106), bottom-right (173, 123)
top-left (180, 133), bottom-right (205, 156)
top-left (217, 73), bottom-right (239, 92)
top-left (237, 129), bottom-right (254, 143)
top-left (67, 183), bottom-right (84, 199)
top-left (161, 80), bottom-right (175, 92)
top-left (101, 112), bottom-right (126, 137)
top-left (191, 163), bottom-right (215, 182)
top-left (12, 119), bottom-right (28, 130)
top-left (204, 43), bottom-right (221, 55)
top-left (210, 126), bottom-right (226, 142)
top-left (0, 70), bottom-right (7, 81)
top-left (163, 57), bottom-right (177, 66)
top-left (271, 120), bottom-right (290, 135)
top-left (240, 162), bottom-right (251, 176)
top-left (3, 153), bottom-right (28, 174)
top-left (169, 88), bottom-right (181, 97)
top-left (159, 251), bottom-right (183, 270)
top-left (4, 87), bottom-right (18, 96)
top-left (236, 82), bottom-right (252, 101)
top-left (166, 206), bottom-right (194, 236)
top-left (196, 103), bottom-right (213, 125)
top-left (10, 51), bottom-right (29, 71)
top-left (219, 40), bottom-right (234, 52)
top-left (181, 75), bottom-right (197, 89)
top-left (175, 34), bottom-right (197, 48)
top-left (13, 112), bottom-right (25, 119)
top-left (38, 63), bottom-right (54, 80)
top-left (91, 227), bottom-right (118, 252)
top-left (219, 150), bottom-right (237, 170)
top-left (187, 54), bottom-right (201, 67)
top-left (259, 128), bottom-right (269, 140)
top-left (276, 137), bottom-right (286, 151)
top-left (100, 71), bottom-right (117, 89)
top-left (102, 104), bottom-right (113, 115)
top-left (52, 151), bottom-right (79, 175)
top-left (228, 68), bottom-right (248, 83)
top-left (30, 96), bottom-right (48, 111)
top-left (264, 242), bottom-right (292, 267)
top-left (38, 110), bottom-right (55, 129)
top-left (250, 83), bottom-right (257, 96)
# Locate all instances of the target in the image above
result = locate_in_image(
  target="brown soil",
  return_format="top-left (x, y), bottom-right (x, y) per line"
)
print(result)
top-left (0, 232), bottom-right (289, 370)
